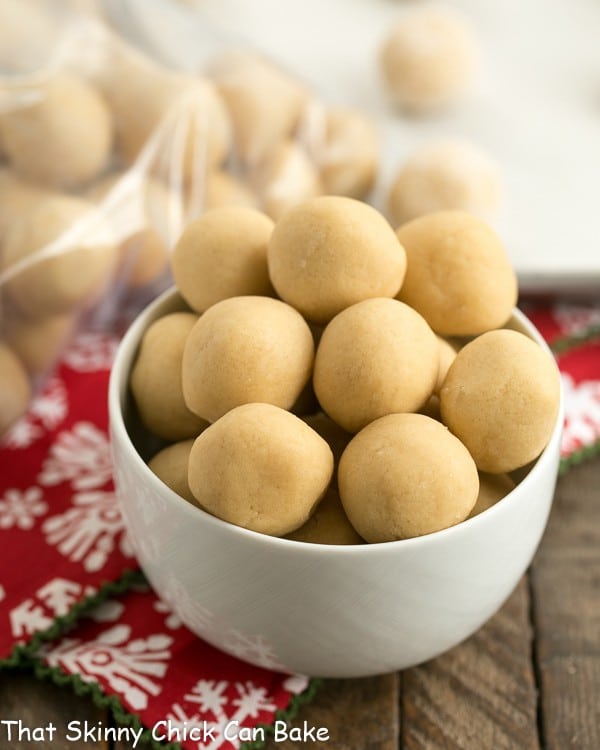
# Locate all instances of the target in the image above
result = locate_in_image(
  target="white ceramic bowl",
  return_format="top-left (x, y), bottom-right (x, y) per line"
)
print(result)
top-left (109, 288), bottom-right (563, 678)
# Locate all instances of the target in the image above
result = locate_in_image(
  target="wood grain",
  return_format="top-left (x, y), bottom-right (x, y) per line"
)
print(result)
top-left (531, 456), bottom-right (600, 750)
top-left (0, 669), bottom-right (108, 749)
top-left (401, 578), bottom-right (540, 750)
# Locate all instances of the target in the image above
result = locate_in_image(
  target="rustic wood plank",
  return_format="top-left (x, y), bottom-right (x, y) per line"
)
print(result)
top-left (401, 578), bottom-right (540, 750)
top-left (262, 675), bottom-right (399, 750)
top-left (531, 456), bottom-right (600, 750)
top-left (0, 669), bottom-right (109, 749)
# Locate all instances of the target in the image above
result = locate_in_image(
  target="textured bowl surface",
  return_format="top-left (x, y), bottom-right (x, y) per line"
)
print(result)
top-left (109, 287), bottom-right (563, 678)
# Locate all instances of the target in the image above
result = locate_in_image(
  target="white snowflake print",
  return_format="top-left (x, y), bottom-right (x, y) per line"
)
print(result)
top-left (10, 578), bottom-right (93, 639)
top-left (0, 378), bottom-right (68, 450)
top-left (561, 373), bottom-right (600, 456)
top-left (0, 487), bottom-right (48, 530)
top-left (42, 490), bottom-right (134, 572)
top-left (62, 332), bottom-right (118, 372)
top-left (38, 421), bottom-right (112, 490)
top-left (1, 418), bottom-right (43, 450)
top-left (44, 624), bottom-right (172, 710)
top-left (282, 674), bottom-right (310, 695)
top-left (168, 680), bottom-right (277, 750)
top-left (224, 629), bottom-right (285, 671)
top-left (153, 599), bottom-right (183, 630)
top-left (87, 599), bottom-right (125, 623)
top-left (554, 304), bottom-right (600, 338)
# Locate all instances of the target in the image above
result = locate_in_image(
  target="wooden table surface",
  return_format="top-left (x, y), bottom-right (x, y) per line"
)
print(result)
top-left (1, 455), bottom-right (598, 750)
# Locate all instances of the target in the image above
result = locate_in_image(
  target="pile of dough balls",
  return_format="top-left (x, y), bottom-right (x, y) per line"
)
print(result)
top-left (130, 197), bottom-right (560, 546)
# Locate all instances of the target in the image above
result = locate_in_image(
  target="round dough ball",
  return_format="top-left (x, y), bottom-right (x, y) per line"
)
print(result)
top-left (435, 336), bottom-right (457, 392)
top-left (468, 472), bottom-right (516, 519)
top-left (256, 140), bottom-right (322, 220)
top-left (268, 196), bottom-right (407, 324)
top-left (148, 439), bottom-right (197, 505)
top-left (0, 168), bottom-right (50, 241)
top-left (172, 207), bottom-right (274, 313)
top-left (1, 195), bottom-right (119, 317)
top-left (204, 170), bottom-right (257, 210)
top-left (130, 312), bottom-right (208, 441)
top-left (188, 403), bottom-right (334, 536)
top-left (338, 413), bottom-right (479, 541)
top-left (440, 329), bottom-right (561, 473)
top-left (0, 343), bottom-right (31, 435)
top-left (318, 107), bottom-right (379, 200)
top-left (396, 210), bottom-right (517, 336)
top-left (182, 296), bottom-right (314, 423)
top-left (388, 140), bottom-right (502, 225)
top-left (7, 312), bottom-right (74, 376)
top-left (0, 73), bottom-right (113, 187)
top-left (286, 486), bottom-right (363, 545)
top-left (209, 51), bottom-right (309, 166)
top-left (314, 298), bottom-right (438, 433)
top-left (380, 7), bottom-right (478, 113)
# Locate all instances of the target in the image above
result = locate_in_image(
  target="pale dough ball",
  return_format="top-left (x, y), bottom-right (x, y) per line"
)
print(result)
top-left (339, 413), bottom-right (479, 541)
top-left (172, 207), bottom-right (274, 313)
top-left (318, 107), bottom-right (379, 200)
top-left (0, 74), bottom-right (113, 187)
top-left (268, 196), bottom-right (407, 324)
top-left (1, 195), bottom-right (119, 317)
top-left (204, 170), bottom-right (257, 210)
top-left (209, 51), bottom-right (309, 166)
top-left (388, 140), bottom-right (502, 225)
top-left (256, 140), bottom-right (322, 220)
top-left (380, 7), bottom-right (478, 113)
top-left (468, 472), bottom-right (516, 518)
top-left (440, 329), bottom-right (561, 473)
top-left (314, 298), bottom-right (438, 433)
top-left (188, 403), bottom-right (334, 536)
top-left (130, 312), bottom-right (208, 441)
top-left (0, 343), bottom-right (31, 435)
top-left (397, 210), bottom-right (517, 336)
top-left (7, 313), bottom-right (74, 376)
top-left (86, 173), bottom-right (173, 289)
top-left (182, 296), bottom-right (314, 423)
top-left (0, 168), bottom-right (50, 241)
top-left (435, 336), bottom-right (457, 392)
top-left (148, 439), bottom-right (197, 505)
top-left (286, 486), bottom-right (363, 545)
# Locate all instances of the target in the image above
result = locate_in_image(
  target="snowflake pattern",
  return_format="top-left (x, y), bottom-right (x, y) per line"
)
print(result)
top-left (223, 629), bottom-right (285, 671)
top-left (153, 599), bottom-right (183, 630)
top-left (554, 304), bottom-right (600, 338)
top-left (0, 378), bottom-right (67, 450)
top-left (42, 490), bottom-right (134, 572)
top-left (0, 487), bottom-right (48, 530)
top-left (561, 373), bottom-right (600, 456)
top-left (44, 624), bottom-right (172, 710)
top-left (62, 332), bottom-right (118, 372)
top-left (168, 680), bottom-right (277, 750)
top-left (38, 422), bottom-right (112, 490)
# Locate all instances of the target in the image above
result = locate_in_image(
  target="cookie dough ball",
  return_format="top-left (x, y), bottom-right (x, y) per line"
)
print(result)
top-left (397, 211), bottom-right (517, 336)
top-left (204, 170), bottom-right (257, 211)
top-left (1, 195), bottom-right (118, 317)
top-left (468, 472), bottom-right (516, 519)
top-left (286, 486), bottom-right (363, 545)
top-left (182, 296), bottom-right (314, 423)
top-left (380, 7), bottom-right (478, 113)
top-left (268, 196), bottom-right (406, 324)
top-left (7, 313), bottom-right (74, 376)
top-left (130, 312), bottom-right (208, 441)
top-left (257, 140), bottom-right (322, 220)
top-left (314, 298), bottom-right (438, 433)
top-left (209, 51), bottom-right (309, 166)
top-left (388, 140), bottom-right (502, 225)
top-left (440, 329), bottom-right (561, 472)
top-left (148, 439), bottom-right (197, 505)
top-left (0, 74), bottom-right (112, 187)
top-left (188, 403), bottom-right (334, 536)
top-left (435, 336), bottom-right (457, 392)
top-left (172, 207), bottom-right (274, 313)
top-left (0, 343), bottom-right (31, 435)
top-left (339, 413), bottom-right (479, 541)
top-left (318, 107), bottom-right (379, 199)
top-left (0, 169), bottom-right (50, 241)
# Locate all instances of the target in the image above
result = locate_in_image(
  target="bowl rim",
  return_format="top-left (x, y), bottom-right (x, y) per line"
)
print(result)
top-left (109, 286), bottom-right (564, 557)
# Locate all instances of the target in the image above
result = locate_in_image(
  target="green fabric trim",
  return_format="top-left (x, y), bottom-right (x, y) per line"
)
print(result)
top-left (550, 325), bottom-right (600, 356)
top-left (0, 568), bottom-right (145, 671)
top-left (559, 438), bottom-right (600, 475)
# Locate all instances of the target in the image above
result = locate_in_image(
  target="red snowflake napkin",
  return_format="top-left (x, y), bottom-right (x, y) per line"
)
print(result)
top-left (1, 302), bottom-right (599, 750)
